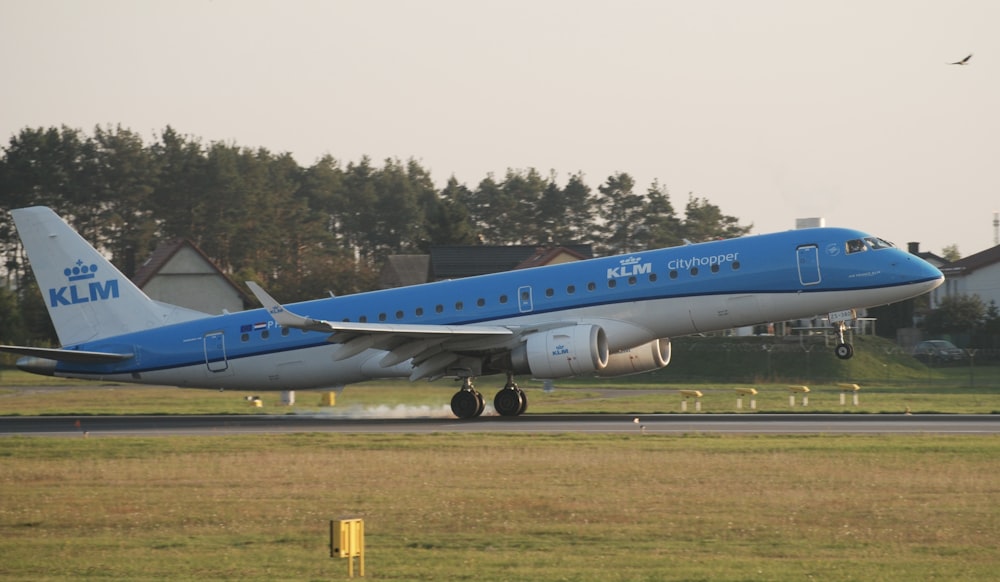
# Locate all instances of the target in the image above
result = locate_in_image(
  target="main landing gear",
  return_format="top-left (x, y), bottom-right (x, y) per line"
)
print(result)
top-left (834, 321), bottom-right (854, 360)
top-left (450, 373), bottom-right (527, 419)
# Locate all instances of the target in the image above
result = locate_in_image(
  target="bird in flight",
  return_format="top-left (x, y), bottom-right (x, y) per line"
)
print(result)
top-left (948, 53), bottom-right (973, 65)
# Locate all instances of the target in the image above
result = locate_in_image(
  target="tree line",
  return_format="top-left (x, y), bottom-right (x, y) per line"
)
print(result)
top-left (0, 124), bottom-right (751, 345)
top-left (3, 125), bottom-right (996, 352)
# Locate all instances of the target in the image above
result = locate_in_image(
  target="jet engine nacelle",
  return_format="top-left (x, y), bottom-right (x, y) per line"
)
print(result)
top-left (596, 338), bottom-right (671, 377)
top-left (510, 324), bottom-right (609, 378)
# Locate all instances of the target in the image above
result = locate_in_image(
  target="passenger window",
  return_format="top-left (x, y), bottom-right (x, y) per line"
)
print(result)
top-left (435, 305), bottom-right (444, 313)
top-left (627, 276), bottom-right (636, 285)
top-left (711, 264), bottom-right (720, 273)
top-left (732, 261), bottom-right (741, 270)
top-left (241, 333), bottom-right (249, 342)
top-left (359, 315), bottom-right (368, 323)
top-left (477, 298), bottom-right (485, 307)
top-left (567, 285), bottom-right (576, 294)
top-left (669, 270), bottom-right (678, 279)
top-left (378, 312), bottom-right (387, 321)
top-left (261, 330), bottom-right (269, 339)
top-left (455, 301), bottom-right (463, 311)
top-left (649, 273), bottom-right (658, 282)
top-left (608, 279), bottom-right (617, 288)
top-left (587, 282), bottom-right (596, 291)
top-left (690, 267), bottom-right (699, 276)
top-left (281, 328), bottom-right (290, 336)
top-left (395, 310), bottom-right (403, 320)
top-left (545, 288), bottom-right (554, 297)
top-left (499, 294), bottom-right (508, 304)
top-left (415, 307), bottom-right (424, 316)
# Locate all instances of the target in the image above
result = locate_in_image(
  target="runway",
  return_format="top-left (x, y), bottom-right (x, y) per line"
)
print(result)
top-left (1, 413), bottom-right (998, 437)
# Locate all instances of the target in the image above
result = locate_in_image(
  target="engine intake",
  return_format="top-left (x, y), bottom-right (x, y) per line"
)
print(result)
top-left (510, 325), bottom-right (609, 379)
top-left (596, 338), bottom-right (671, 377)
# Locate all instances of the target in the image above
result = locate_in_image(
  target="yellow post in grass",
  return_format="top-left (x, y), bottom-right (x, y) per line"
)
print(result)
top-left (331, 518), bottom-right (365, 577)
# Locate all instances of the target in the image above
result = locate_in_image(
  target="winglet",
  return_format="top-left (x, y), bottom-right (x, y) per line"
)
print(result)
top-left (245, 281), bottom-right (332, 332)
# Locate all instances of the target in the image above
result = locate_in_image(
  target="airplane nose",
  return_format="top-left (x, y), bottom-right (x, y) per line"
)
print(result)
top-left (899, 252), bottom-right (944, 292)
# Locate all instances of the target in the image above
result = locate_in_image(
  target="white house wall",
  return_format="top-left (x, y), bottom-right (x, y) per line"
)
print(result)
top-left (142, 247), bottom-right (244, 314)
top-left (942, 264), bottom-right (1000, 309)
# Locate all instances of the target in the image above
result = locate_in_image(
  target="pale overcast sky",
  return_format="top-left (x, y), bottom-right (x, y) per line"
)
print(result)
top-left (3, 1), bottom-right (997, 257)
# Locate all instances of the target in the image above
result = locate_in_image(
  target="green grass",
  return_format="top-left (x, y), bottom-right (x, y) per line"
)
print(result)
top-left (3, 364), bottom-right (999, 415)
top-left (0, 433), bottom-right (997, 581)
top-left (2, 336), bottom-right (998, 580)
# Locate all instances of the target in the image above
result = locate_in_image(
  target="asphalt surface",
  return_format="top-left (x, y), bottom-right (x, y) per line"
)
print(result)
top-left (1, 413), bottom-right (998, 437)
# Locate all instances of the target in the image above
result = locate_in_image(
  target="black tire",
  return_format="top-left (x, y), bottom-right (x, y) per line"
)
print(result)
top-left (494, 388), bottom-right (525, 417)
top-left (451, 390), bottom-right (482, 419)
top-left (835, 343), bottom-right (854, 360)
top-left (474, 390), bottom-right (485, 417)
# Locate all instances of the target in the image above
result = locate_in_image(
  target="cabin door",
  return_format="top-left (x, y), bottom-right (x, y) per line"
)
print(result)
top-left (796, 244), bottom-right (822, 286)
top-left (517, 285), bottom-right (534, 313)
top-left (203, 331), bottom-right (230, 373)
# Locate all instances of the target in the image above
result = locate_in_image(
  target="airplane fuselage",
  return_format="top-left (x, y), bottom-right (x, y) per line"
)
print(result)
top-left (35, 227), bottom-right (942, 390)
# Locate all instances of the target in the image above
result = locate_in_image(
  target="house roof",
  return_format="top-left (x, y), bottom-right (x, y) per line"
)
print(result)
top-left (940, 245), bottom-right (1000, 277)
top-left (379, 254), bottom-right (431, 288)
top-left (132, 239), bottom-right (249, 301)
top-left (513, 246), bottom-right (590, 270)
top-left (429, 244), bottom-right (593, 279)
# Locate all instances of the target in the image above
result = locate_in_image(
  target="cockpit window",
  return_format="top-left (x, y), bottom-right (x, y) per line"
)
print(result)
top-left (865, 237), bottom-right (894, 250)
top-left (846, 239), bottom-right (867, 254)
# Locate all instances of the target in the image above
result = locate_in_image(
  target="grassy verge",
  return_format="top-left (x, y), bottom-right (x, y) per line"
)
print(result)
top-left (0, 433), bottom-right (997, 581)
top-left (3, 366), bottom-right (999, 415)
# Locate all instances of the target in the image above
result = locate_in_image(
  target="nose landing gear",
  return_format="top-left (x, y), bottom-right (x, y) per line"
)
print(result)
top-left (834, 321), bottom-right (854, 360)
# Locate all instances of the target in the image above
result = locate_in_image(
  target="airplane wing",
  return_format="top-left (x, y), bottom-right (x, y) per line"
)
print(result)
top-left (246, 282), bottom-right (518, 379)
top-left (0, 345), bottom-right (134, 363)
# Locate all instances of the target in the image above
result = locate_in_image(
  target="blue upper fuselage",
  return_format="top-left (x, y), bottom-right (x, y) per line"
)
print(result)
top-left (62, 227), bottom-right (942, 376)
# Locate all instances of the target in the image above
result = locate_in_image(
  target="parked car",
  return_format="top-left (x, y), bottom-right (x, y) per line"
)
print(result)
top-left (912, 340), bottom-right (966, 362)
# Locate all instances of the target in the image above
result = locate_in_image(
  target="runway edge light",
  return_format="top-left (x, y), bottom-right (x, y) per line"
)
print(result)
top-left (679, 389), bottom-right (703, 412)
top-left (838, 383), bottom-right (861, 406)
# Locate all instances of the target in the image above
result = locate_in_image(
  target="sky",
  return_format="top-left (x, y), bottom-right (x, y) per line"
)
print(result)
top-left (2, 0), bottom-right (998, 258)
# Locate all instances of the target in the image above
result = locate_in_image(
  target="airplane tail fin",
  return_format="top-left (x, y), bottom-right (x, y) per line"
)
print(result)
top-left (11, 206), bottom-right (208, 346)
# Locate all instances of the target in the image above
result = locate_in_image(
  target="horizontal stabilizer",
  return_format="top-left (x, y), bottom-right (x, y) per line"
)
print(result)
top-left (0, 345), bottom-right (134, 363)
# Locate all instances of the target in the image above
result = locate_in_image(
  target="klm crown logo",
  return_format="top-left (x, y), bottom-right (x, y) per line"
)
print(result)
top-left (49, 259), bottom-right (120, 307)
top-left (65, 260), bottom-right (98, 281)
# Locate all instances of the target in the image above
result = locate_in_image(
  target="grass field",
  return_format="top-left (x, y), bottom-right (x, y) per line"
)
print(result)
top-left (2, 365), bottom-right (999, 416)
top-left (2, 352), bottom-right (998, 580)
top-left (0, 433), bottom-right (997, 581)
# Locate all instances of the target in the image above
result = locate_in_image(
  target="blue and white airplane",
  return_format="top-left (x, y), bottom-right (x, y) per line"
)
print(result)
top-left (2, 206), bottom-right (943, 418)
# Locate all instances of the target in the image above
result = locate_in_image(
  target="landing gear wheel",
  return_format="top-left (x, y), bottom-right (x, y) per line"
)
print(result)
top-left (833, 320), bottom-right (854, 360)
top-left (451, 388), bottom-right (484, 419)
top-left (474, 389), bottom-right (486, 417)
top-left (494, 387), bottom-right (525, 417)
